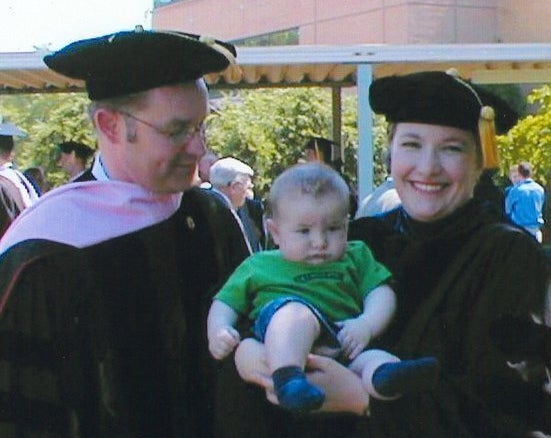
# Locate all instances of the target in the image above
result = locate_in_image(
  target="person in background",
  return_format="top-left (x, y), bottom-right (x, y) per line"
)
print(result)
top-left (355, 149), bottom-right (401, 218)
top-left (0, 28), bottom-right (249, 437)
top-left (0, 174), bottom-right (25, 237)
top-left (208, 162), bottom-right (439, 414)
top-left (505, 161), bottom-right (545, 242)
top-left (57, 140), bottom-right (95, 182)
top-left (210, 156), bottom-right (263, 252)
top-left (233, 70), bottom-right (550, 437)
top-left (304, 136), bottom-right (358, 217)
top-left (0, 120), bottom-right (39, 208)
top-left (23, 166), bottom-right (49, 196)
top-left (198, 148), bottom-right (219, 189)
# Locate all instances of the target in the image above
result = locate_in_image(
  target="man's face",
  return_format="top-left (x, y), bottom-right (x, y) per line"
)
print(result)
top-left (198, 152), bottom-right (218, 182)
top-left (57, 151), bottom-right (72, 172)
top-left (228, 175), bottom-right (253, 209)
top-left (118, 80), bottom-right (209, 193)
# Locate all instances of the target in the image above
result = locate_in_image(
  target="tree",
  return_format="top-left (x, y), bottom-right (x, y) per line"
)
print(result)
top-left (0, 93), bottom-right (94, 188)
top-left (207, 87), bottom-right (387, 198)
top-left (1, 87), bottom-right (392, 194)
top-left (497, 84), bottom-right (551, 186)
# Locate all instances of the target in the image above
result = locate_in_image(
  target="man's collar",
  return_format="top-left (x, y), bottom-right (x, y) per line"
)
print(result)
top-left (91, 154), bottom-right (110, 181)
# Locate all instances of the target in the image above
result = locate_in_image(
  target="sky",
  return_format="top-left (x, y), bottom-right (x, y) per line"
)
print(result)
top-left (1, 0), bottom-right (153, 52)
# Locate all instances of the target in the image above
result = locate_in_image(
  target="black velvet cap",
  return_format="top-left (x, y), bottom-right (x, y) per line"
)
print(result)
top-left (58, 141), bottom-right (95, 159)
top-left (305, 137), bottom-right (339, 164)
top-left (44, 27), bottom-right (237, 100)
top-left (369, 71), bottom-right (518, 135)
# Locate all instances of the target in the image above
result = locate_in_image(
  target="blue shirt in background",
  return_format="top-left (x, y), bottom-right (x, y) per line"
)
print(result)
top-left (505, 178), bottom-right (545, 230)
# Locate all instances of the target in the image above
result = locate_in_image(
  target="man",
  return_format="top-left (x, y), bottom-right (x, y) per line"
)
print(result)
top-left (198, 148), bottom-right (220, 188)
top-left (355, 150), bottom-right (401, 218)
top-left (0, 28), bottom-right (249, 437)
top-left (505, 161), bottom-right (545, 242)
top-left (0, 121), bottom-right (38, 237)
top-left (304, 136), bottom-right (358, 217)
top-left (57, 140), bottom-right (95, 181)
top-left (0, 120), bottom-right (39, 208)
top-left (209, 156), bottom-right (264, 252)
top-left (0, 173), bottom-right (25, 236)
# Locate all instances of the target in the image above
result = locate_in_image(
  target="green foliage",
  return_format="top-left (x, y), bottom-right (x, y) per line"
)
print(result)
top-left (0, 88), bottom-right (391, 195)
top-left (497, 84), bottom-right (551, 185)
top-left (207, 88), bottom-right (387, 198)
top-left (207, 88), bottom-right (329, 195)
top-left (0, 93), bottom-right (94, 188)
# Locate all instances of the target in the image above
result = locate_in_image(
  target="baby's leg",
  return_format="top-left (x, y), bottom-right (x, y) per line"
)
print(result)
top-left (264, 302), bottom-right (325, 412)
top-left (349, 349), bottom-right (440, 400)
top-left (265, 301), bottom-right (320, 370)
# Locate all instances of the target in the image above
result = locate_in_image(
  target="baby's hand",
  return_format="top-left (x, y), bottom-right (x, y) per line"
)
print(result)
top-left (335, 316), bottom-right (373, 360)
top-left (209, 325), bottom-right (241, 360)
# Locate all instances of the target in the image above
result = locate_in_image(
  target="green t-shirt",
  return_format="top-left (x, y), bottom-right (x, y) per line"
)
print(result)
top-left (214, 240), bottom-right (392, 322)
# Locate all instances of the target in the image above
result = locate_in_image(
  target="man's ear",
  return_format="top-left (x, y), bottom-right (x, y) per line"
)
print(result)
top-left (265, 218), bottom-right (280, 245)
top-left (94, 108), bottom-right (121, 143)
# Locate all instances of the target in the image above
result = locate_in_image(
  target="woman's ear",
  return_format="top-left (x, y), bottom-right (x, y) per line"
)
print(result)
top-left (94, 108), bottom-right (121, 143)
top-left (265, 218), bottom-right (280, 245)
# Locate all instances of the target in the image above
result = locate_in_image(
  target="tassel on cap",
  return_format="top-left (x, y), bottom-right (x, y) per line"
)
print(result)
top-left (200, 34), bottom-right (237, 65)
top-left (314, 139), bottom-right (324, 163)
top-left (447, 68), bottom-right (499, 168)
top-left (479, 106), bottom-right (499, 169)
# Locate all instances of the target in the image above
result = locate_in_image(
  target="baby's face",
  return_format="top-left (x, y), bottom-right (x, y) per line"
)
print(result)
top-left (267, 193), bottom-right (348, 265)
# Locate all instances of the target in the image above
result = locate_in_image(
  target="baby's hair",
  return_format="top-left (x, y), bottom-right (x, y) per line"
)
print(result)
top-left (266, 162), bottom-right (350, 219)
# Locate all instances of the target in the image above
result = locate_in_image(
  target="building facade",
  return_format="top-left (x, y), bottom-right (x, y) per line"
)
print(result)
top-left (152, 0), bottom-right (551, 46)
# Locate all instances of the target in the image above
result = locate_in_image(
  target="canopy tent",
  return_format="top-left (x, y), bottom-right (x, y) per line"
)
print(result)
top-left (2, 43), bottom-right (551, 198)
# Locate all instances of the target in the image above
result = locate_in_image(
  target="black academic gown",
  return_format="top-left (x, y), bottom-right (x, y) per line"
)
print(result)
top-left (349, 199), bottom-right (550, 437)
top-left (0, 187), bottom-right (249, 437)
top-left (217, 199), bottom-right (549, 438)
top-left (0, 174), bottom-right (25, 237)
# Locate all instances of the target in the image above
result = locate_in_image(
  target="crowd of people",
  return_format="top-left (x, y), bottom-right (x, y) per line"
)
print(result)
top-left (0, 119), bottom-right (96, 239)
top-left (0, 27), bottom-right (548, 438)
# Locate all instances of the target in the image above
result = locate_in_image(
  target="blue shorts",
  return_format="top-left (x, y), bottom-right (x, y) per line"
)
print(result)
top-left (252, 296), bottom-right (340, 348)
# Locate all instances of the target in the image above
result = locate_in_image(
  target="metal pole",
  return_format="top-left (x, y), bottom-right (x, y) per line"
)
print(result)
top-left (357, 63), bottom-right (374, 202)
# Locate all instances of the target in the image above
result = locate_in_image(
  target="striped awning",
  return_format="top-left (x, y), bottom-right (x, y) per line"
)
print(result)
top-left (2, 43), bottom-right (551, 94)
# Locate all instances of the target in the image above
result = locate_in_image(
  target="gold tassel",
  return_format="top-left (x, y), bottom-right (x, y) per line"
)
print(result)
top-left (479, 106), bottom-right (499, 169)
top-left (314, 139), bottom-right (325, 163)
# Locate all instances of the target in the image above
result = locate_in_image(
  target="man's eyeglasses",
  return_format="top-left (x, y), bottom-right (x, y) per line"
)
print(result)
top-left (120, 111), bottom-right (205, 146)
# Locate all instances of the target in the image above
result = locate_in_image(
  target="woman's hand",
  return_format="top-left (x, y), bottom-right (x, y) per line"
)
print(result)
top-left (306, 354), bottom-right (369, 415)
top-left (234, 339), bottom-right (370, 414)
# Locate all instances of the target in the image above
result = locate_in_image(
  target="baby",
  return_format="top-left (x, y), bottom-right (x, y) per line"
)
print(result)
top-left (208, 162), bottom-right (439, 412)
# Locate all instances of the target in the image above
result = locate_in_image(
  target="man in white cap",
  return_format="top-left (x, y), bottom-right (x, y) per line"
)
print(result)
top-left (0, 119), bottom-right (39, 236)
top-left (0, 119), bottom-right (39, 207)
top-left (0, 28), bottom-right (249, 437)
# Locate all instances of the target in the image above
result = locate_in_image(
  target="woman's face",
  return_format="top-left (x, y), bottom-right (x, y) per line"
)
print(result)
top-left (390, 123), bottom-right (482, 222)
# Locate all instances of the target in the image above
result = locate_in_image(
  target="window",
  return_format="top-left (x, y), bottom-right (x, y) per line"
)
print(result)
top-left (232, 28), bottom-right (299, 47)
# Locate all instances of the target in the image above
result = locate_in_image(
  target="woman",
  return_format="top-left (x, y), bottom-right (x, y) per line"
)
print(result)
top-left (229, 71), bottom-right (550, 437)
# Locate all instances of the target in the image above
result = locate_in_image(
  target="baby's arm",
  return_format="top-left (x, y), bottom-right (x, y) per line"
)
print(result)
top-left (336, 284), bottom-right (397, 359)
top-left (207, 300), bottom-right (241, 360)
